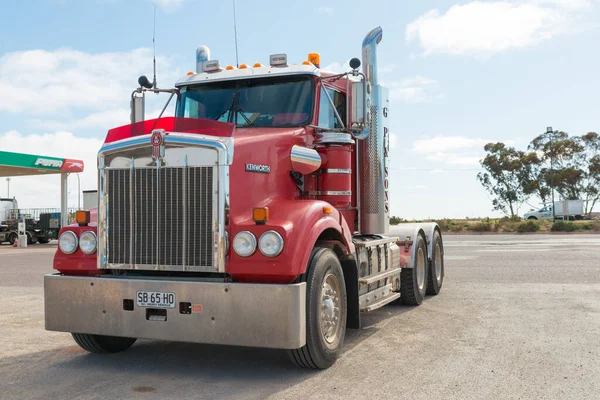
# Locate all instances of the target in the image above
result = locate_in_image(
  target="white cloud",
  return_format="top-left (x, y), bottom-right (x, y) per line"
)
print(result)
top-left (28, 105), bottom-right (175, 132)
top-left (405, 184), bottom-right (429, 192)
top-left (0, 48), bottom-right (178, 115)
top-left (406, 0), bottom-right (593, 56)
top-left (412, 136), bottom-right (489, 166)
top-left (29, 109), bottom-right (131, 132)
top-left (153, 0), bottom-right (187, 11)
top-left (0, 130), bottom-right (103, 209)
top-left (385, 76), bottom-right (439, 103)
top-left (317, 6), bottom-right (334, 15)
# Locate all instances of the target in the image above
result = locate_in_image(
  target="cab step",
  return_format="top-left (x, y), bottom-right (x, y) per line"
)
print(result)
top-left (359, 283), bottom-right (401, 312)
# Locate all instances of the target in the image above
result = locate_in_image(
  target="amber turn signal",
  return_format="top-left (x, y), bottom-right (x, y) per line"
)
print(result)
top-left (76, 210), bottom-right (90, 226)
top-left (253, 207), bottom-right (269, 224)
top-left (323, 206), bottom-right (332, 215)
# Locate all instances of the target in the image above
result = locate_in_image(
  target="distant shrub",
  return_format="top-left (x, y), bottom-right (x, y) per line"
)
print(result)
top-left (551, 221), bottom-right (577, 232)
top-left (592, 221), bottom-right (600, 232)
top-left (389, 216), bottom-right (405, 226)
top-left (580, 222), bottom-right (593, 230)
top-left (470, 221), bottom-right (493, 232)
top-left (450, 223), bottom-right (463, 232)
top-left (435, 219), bottom-right (455, 231)
top-left (517, 220), bottom-right (540, 232)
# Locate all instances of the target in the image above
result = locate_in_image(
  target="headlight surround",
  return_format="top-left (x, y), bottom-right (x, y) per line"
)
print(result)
top-left (259, 230), bottom-right (284, 257)
top-left (79, 231), bottom-right (97, 254)
top-left (58, 231), bottom-right (78, 254)
top-left (233, 231), bottom-right (257, 257)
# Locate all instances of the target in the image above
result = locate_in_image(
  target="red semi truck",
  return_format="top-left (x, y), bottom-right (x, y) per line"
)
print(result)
top-left (45, 26), bottom-right (444, 369)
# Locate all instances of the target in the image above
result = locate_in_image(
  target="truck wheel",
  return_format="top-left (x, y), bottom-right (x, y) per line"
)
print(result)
top-left (400, 234), bottom-right (428, 306)
top-left (289, 247), bottom-right (347, 369)
top-left (527, 216), bottom-right (537, 220)
top-left (72, 333), bottom-right (137, 353)
top-left (426, 230), bottom-right (444, 296)
top-left (37, 237), bottom-right (50, 244)
top-left (8, 232), bottom-right (17, 245)
top-left (26, 232), bottom-right (37, 245)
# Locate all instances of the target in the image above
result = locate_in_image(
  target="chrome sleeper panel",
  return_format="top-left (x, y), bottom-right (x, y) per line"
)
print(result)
top-left (44, 274), bottom-right (306, 350)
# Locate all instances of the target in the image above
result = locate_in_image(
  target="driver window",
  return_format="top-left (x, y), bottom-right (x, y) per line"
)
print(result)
top-left (318, 87), bottom-right (346, 129)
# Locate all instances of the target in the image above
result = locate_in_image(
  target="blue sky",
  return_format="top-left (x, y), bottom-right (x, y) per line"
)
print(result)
top-left (1, 0), bottom-right (599, 219)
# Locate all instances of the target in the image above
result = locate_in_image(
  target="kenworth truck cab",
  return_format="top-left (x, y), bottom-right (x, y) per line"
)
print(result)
top-left (44, 27), bottom-right (444, 369)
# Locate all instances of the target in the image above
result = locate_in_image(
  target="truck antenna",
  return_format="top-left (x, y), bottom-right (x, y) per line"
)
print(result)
top-left (152, 5), bottom-right (157, 89)
top-left (232, 0), bottom-right (240, 68)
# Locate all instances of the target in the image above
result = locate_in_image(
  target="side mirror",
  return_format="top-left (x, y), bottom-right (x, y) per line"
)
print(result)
top-left (130, 92), bottom-right (145, 124)
top-left (350, 80), bottom-right (369, 140)
top-left (348, 58), bottom-right (369, 140)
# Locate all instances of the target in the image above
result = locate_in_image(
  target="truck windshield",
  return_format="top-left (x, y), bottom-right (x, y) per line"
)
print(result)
top-left (176, 75), bottom-right (314, 128)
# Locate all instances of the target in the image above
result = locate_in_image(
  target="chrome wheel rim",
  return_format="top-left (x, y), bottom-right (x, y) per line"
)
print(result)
top-left (319, 272), bottom-right (342, 347)
top-left (416, 247), bottom-right (426, 291)
top-left (435, 243), bottom-right (442, 282)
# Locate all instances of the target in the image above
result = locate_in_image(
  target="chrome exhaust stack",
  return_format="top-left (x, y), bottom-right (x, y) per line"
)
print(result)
top-left (359, 26), bottom-right (390, 235)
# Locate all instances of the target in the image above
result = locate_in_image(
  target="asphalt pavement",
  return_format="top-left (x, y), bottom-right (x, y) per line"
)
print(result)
top-left (1, 234), bottom-right (599, 400)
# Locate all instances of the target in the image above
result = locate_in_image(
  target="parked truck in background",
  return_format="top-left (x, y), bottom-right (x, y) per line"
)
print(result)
top-left (523, 200), bottom-right (585, 221)
top-left (0, 198), bottom-right (50, 245)
top-left (44, 27), bottom-right (445, 369)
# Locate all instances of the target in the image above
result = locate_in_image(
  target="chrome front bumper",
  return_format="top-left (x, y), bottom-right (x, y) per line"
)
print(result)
top-left (44, 274), bottom-right (306, 349)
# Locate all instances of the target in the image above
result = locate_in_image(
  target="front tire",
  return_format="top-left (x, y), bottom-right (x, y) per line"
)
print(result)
top-left (527, 217), bottom-right (538, 220)
top-left (289, 247), bottom-right (347, 369)
top-left (72, 333), bottom-right (137, 353)
top-left (400, 234), bottom-right (429, 306)
top-left (426, 230), bottom-right (444, 296)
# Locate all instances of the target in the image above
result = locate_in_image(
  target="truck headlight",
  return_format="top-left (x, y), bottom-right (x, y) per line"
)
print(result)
top-left (233, 231), bottom-right (257, 257)
top-left (259, 231), bottom-right (284, 257)
top-left (59, 231), bottom-right (78, 254)
top-left (79, 231), bottom-right (97, 254)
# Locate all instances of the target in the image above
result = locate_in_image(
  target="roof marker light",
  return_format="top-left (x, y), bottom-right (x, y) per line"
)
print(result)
top-left (226, 65), bottom-right (236, 70)
top-left (253, 62), bottom-right (264, 68)
top-left (203, 60), bottom-right (221, 72)
top-left (269, 54), bottom-right (287, 67)
top-left (239, 63), bottom-right (248, 69)
top-left (308, 53), bottom-right (320, 68)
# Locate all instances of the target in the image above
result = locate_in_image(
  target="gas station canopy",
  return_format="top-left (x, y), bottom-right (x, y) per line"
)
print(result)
top-left (0, 150), bottom-right (85, 226)
top-left (0, 150), bottom-right (84, 177)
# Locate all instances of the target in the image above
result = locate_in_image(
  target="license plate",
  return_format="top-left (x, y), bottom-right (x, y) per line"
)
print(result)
top-left (136, 291), bottom-right (176, 308)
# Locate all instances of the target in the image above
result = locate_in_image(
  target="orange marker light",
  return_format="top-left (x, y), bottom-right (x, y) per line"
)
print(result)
top-left (253, 207), bottom-right (269, 224)
top-left (226, 65), bottom-right (235, 70)
top-left (76, 210), bottom-right (90, 226)
top-left (253, 63), bottom-right (264, 68)
top-left (308, 53), bottom-right (321, 68)
top-left (323, 206), bottom-right (332, 215)
top-left (187, 71), bottom-right (194, 75)
top-left (302, 61), bottom-right (313, 66)
top-left (239, 63), bottom-right (248, 69)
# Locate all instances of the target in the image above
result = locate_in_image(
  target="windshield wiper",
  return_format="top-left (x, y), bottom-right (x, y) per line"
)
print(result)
top-left (214, 90), bottom-right (254, 126)
top-left (214, 92), bottom-right (237, 122)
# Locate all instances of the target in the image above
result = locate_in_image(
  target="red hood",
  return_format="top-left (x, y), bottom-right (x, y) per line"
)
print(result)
top-left (104, 117), bottom-right (235, 144)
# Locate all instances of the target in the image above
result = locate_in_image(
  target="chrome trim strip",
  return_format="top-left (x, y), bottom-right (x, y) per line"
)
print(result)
top-left (317, 168), bottom-right (352, 174)
top-left (308, 191), bottom-right (352, 196)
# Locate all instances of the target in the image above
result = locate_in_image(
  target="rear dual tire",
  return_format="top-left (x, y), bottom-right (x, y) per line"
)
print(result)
top-left (426, 230), bottom-right (444, 296)
top-left (72, 333), bottom-right (137, 353)
top-left (400, 234), bottom-right (429, 306)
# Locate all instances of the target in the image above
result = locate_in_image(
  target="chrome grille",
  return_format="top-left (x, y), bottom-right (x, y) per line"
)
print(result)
top-left (106, 166), bottom-right (214, 270)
